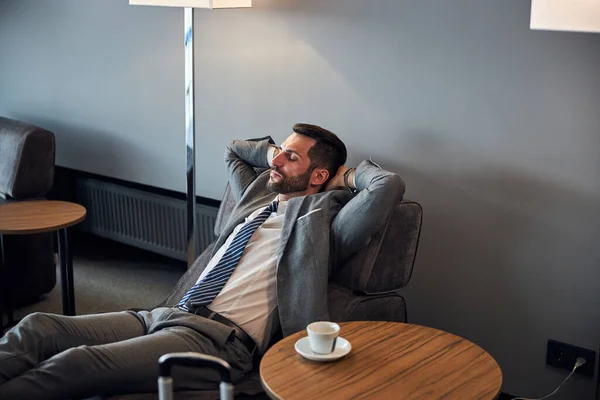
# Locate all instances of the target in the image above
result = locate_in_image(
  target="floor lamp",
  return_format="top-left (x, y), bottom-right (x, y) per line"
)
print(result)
top-left (129, 0), bottom-right (252, 267)
top-left (530, 0), bottom-right (600, 33)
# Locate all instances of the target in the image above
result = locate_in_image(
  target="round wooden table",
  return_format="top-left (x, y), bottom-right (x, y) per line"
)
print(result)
top-left (260, 321), bottom-right (502, 400)
top-left (0, 200), bottom-right (86, 333)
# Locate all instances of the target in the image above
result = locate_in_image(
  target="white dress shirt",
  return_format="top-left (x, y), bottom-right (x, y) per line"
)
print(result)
top-left (196, 198), bottom-right (286, 353)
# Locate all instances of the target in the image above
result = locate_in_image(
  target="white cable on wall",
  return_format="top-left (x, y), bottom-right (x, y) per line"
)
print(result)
top-left (512, 358), bottom-right (587, 400)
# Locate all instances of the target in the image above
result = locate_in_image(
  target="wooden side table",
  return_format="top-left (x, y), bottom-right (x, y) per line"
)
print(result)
top-left (260, 321), bottom-right (502, 400)
top-left (0, 200), bottom-right (86, 334)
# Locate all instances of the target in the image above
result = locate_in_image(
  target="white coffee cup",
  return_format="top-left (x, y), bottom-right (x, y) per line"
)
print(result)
top-left (306, 321), bottom-right (340, 354)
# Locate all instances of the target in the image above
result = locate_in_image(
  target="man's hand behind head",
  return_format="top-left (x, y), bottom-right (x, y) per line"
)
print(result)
top-left (325, 165), bottom-right (350, 191)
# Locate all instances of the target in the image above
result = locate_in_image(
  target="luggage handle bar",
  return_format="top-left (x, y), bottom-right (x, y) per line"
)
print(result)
top-left (158, 352), bottom-right (234, 400)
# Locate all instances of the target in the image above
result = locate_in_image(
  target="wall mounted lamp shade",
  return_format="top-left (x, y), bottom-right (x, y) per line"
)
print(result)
top-left (130, 0), bottom-right (251, 266)
top-left (531, 0), bottom-right (600, 33)
top-left (129, 0), bottom-right (251, 8)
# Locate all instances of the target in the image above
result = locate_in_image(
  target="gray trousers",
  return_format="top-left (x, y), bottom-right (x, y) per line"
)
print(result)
top-left (0, 307), bottom-right (253, 400)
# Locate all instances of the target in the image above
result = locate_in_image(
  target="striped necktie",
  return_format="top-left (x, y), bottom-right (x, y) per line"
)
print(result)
top-left (178, 200), bottom-right (279, 311)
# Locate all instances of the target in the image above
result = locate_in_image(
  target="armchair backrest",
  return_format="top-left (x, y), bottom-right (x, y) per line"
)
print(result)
top-left (0, 117), bottom-right (55, 199)
top-left (332, 200), bottom-right (422, 293)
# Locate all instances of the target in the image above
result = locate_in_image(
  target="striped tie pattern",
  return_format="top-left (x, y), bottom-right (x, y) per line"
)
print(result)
top-left (178, 200), bottom-right (279, 311)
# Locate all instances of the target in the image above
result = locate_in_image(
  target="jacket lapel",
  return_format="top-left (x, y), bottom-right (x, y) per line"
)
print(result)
top-left (276, 196), bottom-right (304, 258)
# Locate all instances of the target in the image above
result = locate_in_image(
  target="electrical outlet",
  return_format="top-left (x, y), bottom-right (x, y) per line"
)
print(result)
top-left (546, 339), bottom-right (596, 377)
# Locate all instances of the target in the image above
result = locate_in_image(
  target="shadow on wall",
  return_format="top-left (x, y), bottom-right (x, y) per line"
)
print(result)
top-left (258, 0), bottom-right (537, 122)
top-left (375, 129), bottom-right (600, 396)
top-left (8, 113), bottom-right (137, 181)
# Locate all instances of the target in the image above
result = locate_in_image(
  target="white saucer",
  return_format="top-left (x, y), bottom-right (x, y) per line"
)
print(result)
top-left (294, 336), bottom-right (352, 362)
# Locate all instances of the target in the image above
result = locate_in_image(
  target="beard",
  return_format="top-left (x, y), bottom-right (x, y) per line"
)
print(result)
top-left (267, 168), bottom-right (312, 194)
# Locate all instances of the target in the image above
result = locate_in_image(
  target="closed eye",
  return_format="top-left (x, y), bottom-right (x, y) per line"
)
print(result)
top-left (280, 146), bottom-right (299, 161)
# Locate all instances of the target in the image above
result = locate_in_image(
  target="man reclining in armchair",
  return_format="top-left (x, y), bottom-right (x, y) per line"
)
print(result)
top-left (0, 123), bottom-right (404, 399)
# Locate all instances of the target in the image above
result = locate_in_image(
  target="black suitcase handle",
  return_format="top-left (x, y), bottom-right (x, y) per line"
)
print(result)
top-left (158, 352), bottom-right (234, 400)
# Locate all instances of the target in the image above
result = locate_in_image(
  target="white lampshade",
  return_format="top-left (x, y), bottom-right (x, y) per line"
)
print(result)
top-left (531, 0), bottom-right (600, 33)
top-left (129, 0), bottom-right (251, 8)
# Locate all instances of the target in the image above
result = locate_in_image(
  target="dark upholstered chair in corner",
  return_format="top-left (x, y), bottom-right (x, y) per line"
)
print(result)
top-left (0, 116), bottom-right (57, 306)
top-left (96, 183), bottom-right (422, 400)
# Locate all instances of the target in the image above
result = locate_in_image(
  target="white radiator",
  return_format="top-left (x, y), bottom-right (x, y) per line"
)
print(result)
top-left (75, 178), bottom-right (218, 261)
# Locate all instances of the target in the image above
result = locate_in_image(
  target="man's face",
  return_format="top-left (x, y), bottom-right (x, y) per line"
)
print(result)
top-left (267, 133), bottom-right (316, 195)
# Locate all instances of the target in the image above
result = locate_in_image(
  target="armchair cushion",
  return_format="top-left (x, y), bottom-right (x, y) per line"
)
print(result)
top-left (328, 283), bottom-right (406, 322)
top-left (214, 185), bottom-right (236, 238)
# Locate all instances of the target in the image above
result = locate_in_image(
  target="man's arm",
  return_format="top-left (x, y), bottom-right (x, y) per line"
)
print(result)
top-left (224, 137), bottom-right (275, 201)
top-left (329, 160), bottom-right (405, 262)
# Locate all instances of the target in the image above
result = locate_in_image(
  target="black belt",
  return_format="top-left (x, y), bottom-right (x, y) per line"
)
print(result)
top-left (188, 305), bottom-right (257, 355)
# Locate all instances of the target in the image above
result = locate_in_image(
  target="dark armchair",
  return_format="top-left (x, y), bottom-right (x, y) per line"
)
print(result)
top-left (0, 116), bottom-right (56, 308)
top-left (99, 182), bottom-right (422, 400)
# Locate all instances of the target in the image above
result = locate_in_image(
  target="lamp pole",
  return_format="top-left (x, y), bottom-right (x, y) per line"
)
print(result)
top-left (184, 7), bottom-right (198, 267)
top-left (130, 0), bottom-right (252, 267)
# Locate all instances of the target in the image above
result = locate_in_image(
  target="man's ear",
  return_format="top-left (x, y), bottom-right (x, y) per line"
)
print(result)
top-left (311, 168), bottom-right (330, 187)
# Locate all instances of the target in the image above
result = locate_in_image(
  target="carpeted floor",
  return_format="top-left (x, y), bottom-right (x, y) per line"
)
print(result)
top-left (13, 233), bottom-right (186, 319)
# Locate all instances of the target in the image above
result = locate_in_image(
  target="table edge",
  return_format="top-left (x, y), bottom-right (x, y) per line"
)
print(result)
top-left (0, 212), bottom-right (87, 235)
top-left (260, 373), bottom-right (282, 400)
top-left (259, 321), bottom-right (503, 400)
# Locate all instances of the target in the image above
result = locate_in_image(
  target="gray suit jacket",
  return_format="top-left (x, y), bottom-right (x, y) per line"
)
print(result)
top-left (199, 138), bottom-right (405, 337)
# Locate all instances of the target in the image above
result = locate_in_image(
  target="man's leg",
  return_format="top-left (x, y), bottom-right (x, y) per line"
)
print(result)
top-left (0, 311), bottom-right (146, 385)
top-left (0, 325), bottom-right (253, 400)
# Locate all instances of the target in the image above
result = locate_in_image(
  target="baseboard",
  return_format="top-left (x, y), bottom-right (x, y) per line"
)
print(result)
top-left (49, 165), bottom-right (221, 207)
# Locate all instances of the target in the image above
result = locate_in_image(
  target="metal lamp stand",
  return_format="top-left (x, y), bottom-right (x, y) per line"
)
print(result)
top-left (184, 7), bottom-right (198, 267)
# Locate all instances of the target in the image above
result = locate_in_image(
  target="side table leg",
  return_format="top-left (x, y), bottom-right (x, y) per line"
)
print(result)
top-left (0, 234), bottom-right (15, 334)
top-left (57, 229), bottom-right (76, 316)
top-left (65, 228), bottom-right (75, 316)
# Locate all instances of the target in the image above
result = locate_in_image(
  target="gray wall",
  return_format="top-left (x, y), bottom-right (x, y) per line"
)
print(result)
top-left (1, 0), bottom-right (600, 398)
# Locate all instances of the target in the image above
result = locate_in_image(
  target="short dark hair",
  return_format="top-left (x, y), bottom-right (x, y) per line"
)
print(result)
top-left (292, 123), bottom-right (347, 182)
